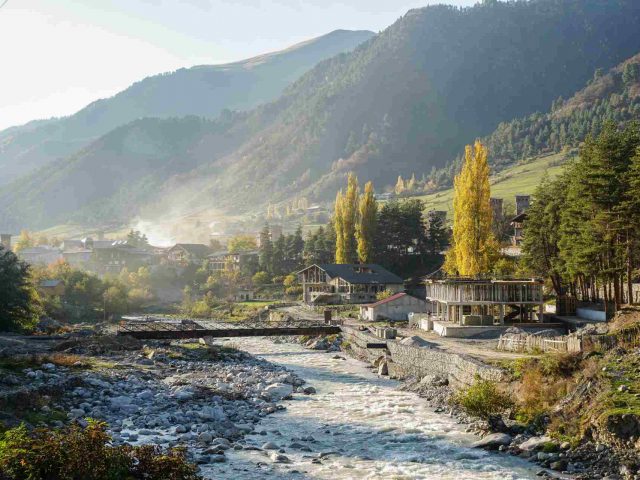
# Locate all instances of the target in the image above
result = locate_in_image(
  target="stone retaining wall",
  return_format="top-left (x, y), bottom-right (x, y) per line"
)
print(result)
top-left (340, 326), bottom-right (505, 389)
top-left (386, 341), bottom-right (505, 388)
top-left (340, 326), bottom-right (387, 363)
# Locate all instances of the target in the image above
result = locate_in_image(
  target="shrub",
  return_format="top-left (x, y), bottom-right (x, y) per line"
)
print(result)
top-left (455, 378), bottom-right (514, 419)
top-left (252, 271), bottom-right (270, 285)
top-left (375, 290), bottom-right (394, 301)
top-left (0, 420), bottom-right (201, 480)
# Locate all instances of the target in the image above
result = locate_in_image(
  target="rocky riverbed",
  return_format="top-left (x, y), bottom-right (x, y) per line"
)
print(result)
top-left (2, 332), bottom-right (638, 479)
top-left (0, 335), bottom-right (314, 470)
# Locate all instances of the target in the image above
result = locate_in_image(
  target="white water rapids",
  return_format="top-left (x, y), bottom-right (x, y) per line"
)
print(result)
top-left (203, 338), bottom-right (538, 480)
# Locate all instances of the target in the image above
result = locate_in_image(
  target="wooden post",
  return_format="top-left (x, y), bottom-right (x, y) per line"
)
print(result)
top-left (499, 304), bottom-right (504, 325)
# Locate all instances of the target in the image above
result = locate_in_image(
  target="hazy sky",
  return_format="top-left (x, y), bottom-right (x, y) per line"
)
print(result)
top-left (0, 0), bottom-right (476, 131)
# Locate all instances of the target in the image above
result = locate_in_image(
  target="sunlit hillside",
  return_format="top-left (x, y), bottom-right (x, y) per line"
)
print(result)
top-left (418, 152), bottom-right (570, 217)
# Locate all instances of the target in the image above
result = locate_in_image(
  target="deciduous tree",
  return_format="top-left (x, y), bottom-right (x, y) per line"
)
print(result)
top-left (356, 181), bottom-right (377, 263)
top-left (445, 140), bottom-right (498, 276)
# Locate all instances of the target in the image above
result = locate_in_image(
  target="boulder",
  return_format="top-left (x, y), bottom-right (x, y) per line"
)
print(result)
top-left (519, 436), bottom-right (552, 452)
top-left (199, 406), bottom-right (226, 422)
top-left (471, 433), bottom-right (512, 450)
top-left (604, 413), bottom-right (640, 444)
top-left (269, 452), bottom-right (291, 463)
top-left (377, 361), bottom-right (389, 376)
top-left (420, 374), bottom-right (448, 387)
top-left (262, 383), bottom-right (294, 401)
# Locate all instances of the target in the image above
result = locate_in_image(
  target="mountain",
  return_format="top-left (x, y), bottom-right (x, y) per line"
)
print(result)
top-left (0, 29), bottom-right (374, 186)
top-left (428, 52), bottom-right (640, 191)
top-left (2, 0), bottom-right (640, 232)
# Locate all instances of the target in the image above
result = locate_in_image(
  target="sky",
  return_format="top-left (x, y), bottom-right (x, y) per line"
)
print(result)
top-left (0, 0), bottom-right (476, 131)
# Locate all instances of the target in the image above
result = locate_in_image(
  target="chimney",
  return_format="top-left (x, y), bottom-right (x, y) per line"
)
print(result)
top-left (0, 234), bottom-right (11, 250)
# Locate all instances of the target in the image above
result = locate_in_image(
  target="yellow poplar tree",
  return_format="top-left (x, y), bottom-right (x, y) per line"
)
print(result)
top-left (356, 181), bottom-right (377, 263)
top-left (334, 173), bottom-right (360, 263)
top-left (334, 190), bottom-right (346, 263)
top-left (394, 175), bottom-right (405, 195)
top-left (407, 173), bottom-right (417, 191)
top-left (342, 173), bottom-right (360, 263)
top-left (444, 140), bottom-right (498, 276)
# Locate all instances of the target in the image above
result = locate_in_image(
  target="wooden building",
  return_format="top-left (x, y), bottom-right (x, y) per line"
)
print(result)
top-left (297, 264), bottom-right (404, 305)
top-left (38, 279), bottom-right (65, 297)
top-left (208, 250), bottom-right (259, 273)
top-left (425, 277), bottom-right (544, 325)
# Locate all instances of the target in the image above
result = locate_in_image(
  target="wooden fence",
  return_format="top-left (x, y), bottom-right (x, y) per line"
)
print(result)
top-left (497, 322), bottom-right (640, 354)
top-left (497, 334), bottom-right (582, 353)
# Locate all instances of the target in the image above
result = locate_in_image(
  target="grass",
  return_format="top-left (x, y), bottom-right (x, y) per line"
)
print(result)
top-left (0, 353), bottom-right (86, 373)
top-left (417, 152), bottom-right (568, 216)
top-left (235, 300), bottom-right (278, 308)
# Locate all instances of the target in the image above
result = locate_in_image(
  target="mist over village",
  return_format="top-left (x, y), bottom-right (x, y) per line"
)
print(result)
top-left (1, 1), bottom-right (640, 479)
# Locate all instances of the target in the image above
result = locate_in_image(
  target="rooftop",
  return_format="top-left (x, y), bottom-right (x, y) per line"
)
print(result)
top-left (300, 263), bottom-right (404, 285)
top-left (364, 292), bottom-right (421, 308)
top-left (169, 243), bottom-right (211, 257)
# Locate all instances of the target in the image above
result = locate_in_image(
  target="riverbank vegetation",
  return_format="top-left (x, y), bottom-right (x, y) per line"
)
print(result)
top-left (0, 421), bottom-right (201, 480)
top-left (455, 308), bottom-right (640, 450)
top-left (523, 121), bottom-right (640, 310)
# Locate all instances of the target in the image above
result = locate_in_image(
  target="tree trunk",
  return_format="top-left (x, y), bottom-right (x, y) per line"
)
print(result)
top-left (627, 236), bottom-right (634, 305)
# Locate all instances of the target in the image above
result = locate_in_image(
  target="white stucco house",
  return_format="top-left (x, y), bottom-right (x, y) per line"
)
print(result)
top-left (359, 292), bottom-right (427, 322)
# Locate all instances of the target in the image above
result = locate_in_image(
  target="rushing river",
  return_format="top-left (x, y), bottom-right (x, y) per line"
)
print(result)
top-left (203, 338), bottom-right (538, 480)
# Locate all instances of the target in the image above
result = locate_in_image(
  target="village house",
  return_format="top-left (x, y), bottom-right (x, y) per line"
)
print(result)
top-left (91, 240), bottom-right (153, 273)
top-left (37, 279), bottom-right (65, 298)
top-left (18, 246), bottom-right (62, 266)
top-left (60, 237), bottom-right (153, 273)
top-left (297, 263), bottom-right (404, 305)
top-left (424, 277), bottom-right (544, 336)
top-left (510, 194), bottom-right (531, 247)
top-left (359, 292), bottom-right (427, 321)
top-left (232, 289), bottom-right (255, 302)
top-left (167, 243), bottom-right (211, 266)
top-left (208, 250), bottom-right (259, 273)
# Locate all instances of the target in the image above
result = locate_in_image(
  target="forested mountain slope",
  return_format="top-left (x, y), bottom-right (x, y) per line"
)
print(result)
top-left (150, 0), bottom-right (640, 216)
top-left (0, 29), bottom-right (373, 186)
top-left (2, 0), bottom-right (640, 231)
top-left (428, 52), bottom-right (640, 190)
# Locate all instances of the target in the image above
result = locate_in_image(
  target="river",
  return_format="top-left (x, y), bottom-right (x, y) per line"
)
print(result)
top-left (204, 338), bottom-right (539, 480)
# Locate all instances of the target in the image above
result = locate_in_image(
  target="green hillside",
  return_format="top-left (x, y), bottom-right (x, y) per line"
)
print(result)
top-left (0, 29), bottom-right (373, 186)
top-left (418, 152), bottom-right (570, 217)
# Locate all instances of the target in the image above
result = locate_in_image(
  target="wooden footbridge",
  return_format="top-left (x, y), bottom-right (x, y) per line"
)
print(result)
top-left (117, 316), bottom-right (343, 340)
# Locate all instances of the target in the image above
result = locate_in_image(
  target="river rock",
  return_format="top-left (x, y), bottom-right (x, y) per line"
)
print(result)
top-left (270, 452), bottom-right (291, 463)
top-left (472, 433), bottom-right (512, 450)
top-left (262, 441), bottom-right (279, 450)
top-left (262, 383), bottom-right (293, 401)
top-left (199, 405), bottom-right (226, 421)
top-left (68, 408), bottom-right (85, 419)
top-left (378, 361), bottom-right (389, 376)
top-left (519, 436), bottom-right (552, 452)
top-left (302, 386), bottom-right (316, 395)
top-left (420, 374), bottom-right (448, 387)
